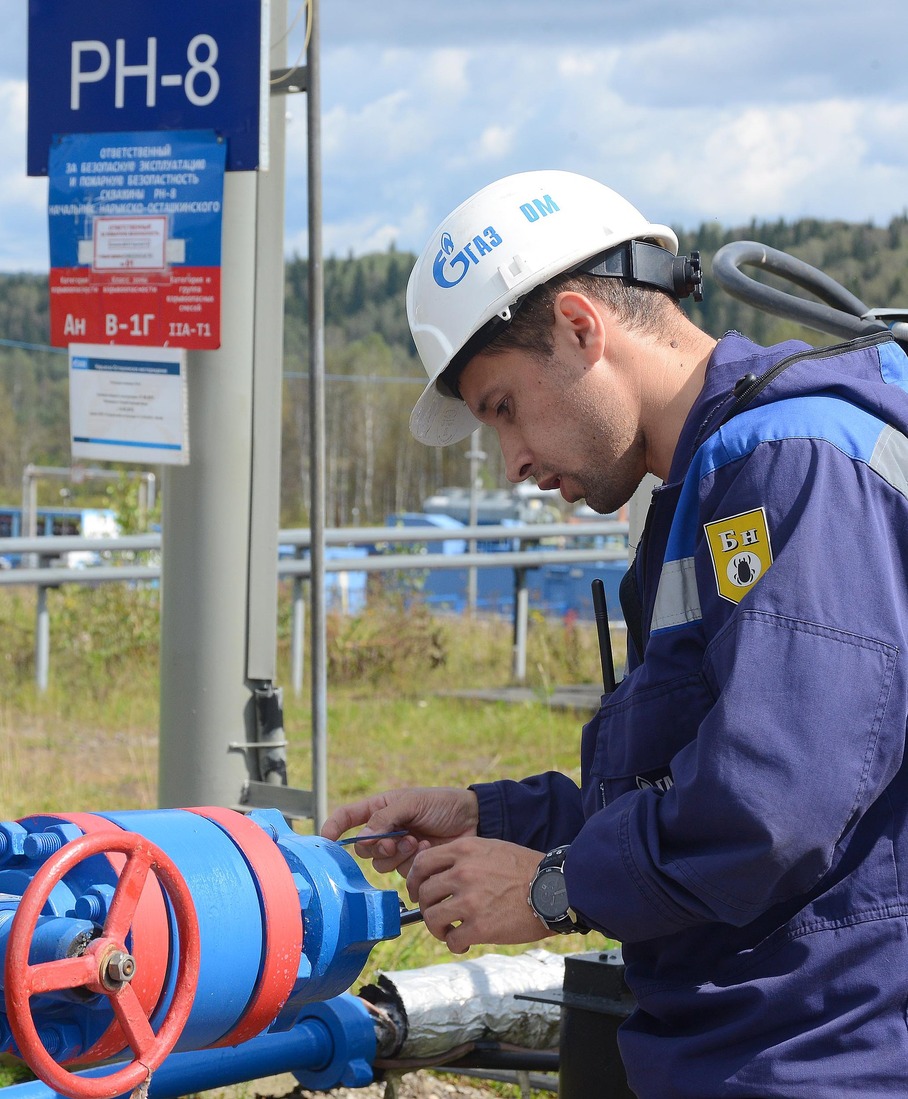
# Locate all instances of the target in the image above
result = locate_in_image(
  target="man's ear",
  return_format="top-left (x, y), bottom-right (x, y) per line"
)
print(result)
top-left (553, 291), bottom-right (606, 363)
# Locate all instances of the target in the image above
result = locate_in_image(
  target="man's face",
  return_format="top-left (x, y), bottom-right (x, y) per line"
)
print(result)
top-left (457, 342), bottom-right (646, 515)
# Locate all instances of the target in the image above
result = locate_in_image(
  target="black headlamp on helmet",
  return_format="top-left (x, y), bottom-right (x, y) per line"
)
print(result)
top-left (579, 239), bottom-right (703, 302)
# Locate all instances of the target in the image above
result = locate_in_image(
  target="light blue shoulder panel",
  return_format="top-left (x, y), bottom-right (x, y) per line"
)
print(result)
top-left (651, 390), bottom-right (904, 635)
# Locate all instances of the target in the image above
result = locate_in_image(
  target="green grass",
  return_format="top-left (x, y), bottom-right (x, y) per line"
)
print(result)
top-left (0, 584), bottom-right (620, 1098)
top-left (300, 689), bottom-right (609, 984)
top-left (0, 585), bottom-right (621, 907)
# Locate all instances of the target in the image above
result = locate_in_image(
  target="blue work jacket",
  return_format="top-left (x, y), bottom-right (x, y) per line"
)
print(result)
top-left (472, 331), bottom-right (908, 1096)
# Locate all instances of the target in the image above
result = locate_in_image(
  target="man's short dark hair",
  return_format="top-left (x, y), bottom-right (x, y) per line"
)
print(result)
top-left (484, 271), bottom-right (686, 362)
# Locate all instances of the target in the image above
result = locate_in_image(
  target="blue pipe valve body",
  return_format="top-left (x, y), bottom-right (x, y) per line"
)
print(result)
top-left (0, 807), bottom-right (401, 1068)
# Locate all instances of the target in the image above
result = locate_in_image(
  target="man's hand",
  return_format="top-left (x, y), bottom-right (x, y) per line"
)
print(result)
top-left (406, 837), bottom-right (554, 954)
top-left (321, 786), bottom-right (480, 876)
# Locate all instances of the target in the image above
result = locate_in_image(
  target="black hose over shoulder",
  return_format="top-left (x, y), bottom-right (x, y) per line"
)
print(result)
top-left (712, 241), bottom-right (891, 342)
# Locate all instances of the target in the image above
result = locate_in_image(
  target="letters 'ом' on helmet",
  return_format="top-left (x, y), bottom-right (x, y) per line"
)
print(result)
top-left (407, 170), bottom-right (681, 447)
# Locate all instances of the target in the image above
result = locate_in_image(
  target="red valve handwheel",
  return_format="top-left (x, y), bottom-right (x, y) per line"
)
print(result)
top-left (43, 813), bottom-right (171, 1067)
top-left (5, 830), bottom-right (201, 1099)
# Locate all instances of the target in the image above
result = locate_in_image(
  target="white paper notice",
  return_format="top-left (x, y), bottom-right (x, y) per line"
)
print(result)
top-left (69, 343), bottom-right (189, 465)
top-left (92, 216), bottom-right (168, 271)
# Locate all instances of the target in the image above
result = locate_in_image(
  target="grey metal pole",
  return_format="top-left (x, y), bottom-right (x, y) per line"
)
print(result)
top-left (307, 0), bottom-right (329, 829)
top-left (511, 569), bottom-right (529, 683)
top-left (247, 0), bottom-right (287, 687)
top-left (158, 3), bottom-right (290, 810)
top-left (158, 169), bottom-right (259, 809)
top-left (291, 575), bottom-right (305, 696)
top-left (22, 466), bottom-right (38, 569)
top-left (466, 430), bottom-right (484, 615)
top-left (247, 0), bottom-right (290, 791)
top-left (35, 585), bottom-right (49, 693)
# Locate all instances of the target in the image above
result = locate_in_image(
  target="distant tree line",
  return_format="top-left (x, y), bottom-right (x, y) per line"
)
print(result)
top-left (1, 212), bottom-right (906, 524)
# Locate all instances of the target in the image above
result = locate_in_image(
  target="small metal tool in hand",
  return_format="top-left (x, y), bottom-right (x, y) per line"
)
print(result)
top-left (337, 829), bottom-right (409, 847)
top-left (336, 833), bottom-right (424, 924)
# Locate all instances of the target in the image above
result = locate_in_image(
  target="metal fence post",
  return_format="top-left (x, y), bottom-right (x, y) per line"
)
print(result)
top-left (291, 575), bottom-right (305, 697)
top-left (511, 567), bottom-right (529, 683)
top-left (35, 584), bottom-right (49, 693)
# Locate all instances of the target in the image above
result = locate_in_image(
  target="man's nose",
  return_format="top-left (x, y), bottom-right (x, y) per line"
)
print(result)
top-left (502, 437), bottom-right (533, 483)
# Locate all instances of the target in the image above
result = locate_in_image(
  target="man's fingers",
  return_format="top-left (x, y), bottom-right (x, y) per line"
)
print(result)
top-left (322, 795), bottom-right (409, 845)
top-left (420, 893), bottom-right (461, 944)
top-left (360, 834), bottom-right (417, 869)
top-left (406, 840), bottom-right (460, 897)
top-left (320, 797), bottom-right (379, 840)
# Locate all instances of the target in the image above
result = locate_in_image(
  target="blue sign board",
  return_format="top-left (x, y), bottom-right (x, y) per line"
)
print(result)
top-left (27, 0), bottom-right (267, 175)
top-left (47, 129), bottom-right (226, 349)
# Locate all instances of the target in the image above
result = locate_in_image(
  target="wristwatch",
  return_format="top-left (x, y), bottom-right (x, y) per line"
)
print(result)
top-left (528, 845), bottom-right (590, 934)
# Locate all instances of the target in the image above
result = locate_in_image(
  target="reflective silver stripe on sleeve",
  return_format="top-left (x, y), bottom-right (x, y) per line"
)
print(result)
top-left (651, 556), bottom-right (701, 632)
top-left (870, 425), bottom-right (908, 498)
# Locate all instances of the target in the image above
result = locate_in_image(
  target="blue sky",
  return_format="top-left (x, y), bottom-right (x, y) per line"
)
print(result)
top-left (3, 1), bottom-right (908, 272)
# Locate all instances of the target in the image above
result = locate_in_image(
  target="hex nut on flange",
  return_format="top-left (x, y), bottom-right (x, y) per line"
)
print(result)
top-left (104, 950), bottom-right (136, 985)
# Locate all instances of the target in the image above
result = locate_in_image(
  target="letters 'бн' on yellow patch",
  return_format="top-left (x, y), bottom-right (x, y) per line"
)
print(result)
top-left (704, 507), bottom-right (773, 604)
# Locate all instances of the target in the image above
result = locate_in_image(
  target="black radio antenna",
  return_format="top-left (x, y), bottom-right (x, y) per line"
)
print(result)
top-left (591, 578), bottom-right (617, 694)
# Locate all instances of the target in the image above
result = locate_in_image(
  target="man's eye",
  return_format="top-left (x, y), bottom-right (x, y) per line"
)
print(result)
top-left (496, 399), bottom-right (510, 417)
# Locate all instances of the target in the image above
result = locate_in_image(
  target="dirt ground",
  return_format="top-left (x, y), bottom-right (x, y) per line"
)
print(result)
top-left (252, 1069), bottom-right (521, 1098)
top-left (294, 1076), bottom-right (496, 1097)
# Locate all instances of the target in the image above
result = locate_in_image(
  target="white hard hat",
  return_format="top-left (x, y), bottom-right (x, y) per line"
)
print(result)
top-left (407, 170), bottom-right (680, 446)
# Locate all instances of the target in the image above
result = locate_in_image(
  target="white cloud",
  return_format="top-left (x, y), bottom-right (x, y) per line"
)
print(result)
top-left (288, 200), bottom-right (435, 261)
top-left (476, 124), bottom-right (516, 161)
top-left (2, 3), bottom-right (908, 270)
top-left (556, 54), bottom-right (599, 79)
top-left (421, 49), bottom-right (472, 99)
top-left (705, 105), bottom-right (853, 210)
top-left (0, 79), bottom-right (50, 271)
top-left (320, 88), bottom-right (415, 162)
top-left (664, 97), bottom-right (908, 226)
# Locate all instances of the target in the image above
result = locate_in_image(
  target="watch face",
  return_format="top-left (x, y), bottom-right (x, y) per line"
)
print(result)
top-left (532, 867), bottom-right (568, 920)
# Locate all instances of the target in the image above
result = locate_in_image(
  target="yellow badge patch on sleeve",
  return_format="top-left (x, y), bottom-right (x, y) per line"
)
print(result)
top-left (704, 507), bottom-right (773, 604)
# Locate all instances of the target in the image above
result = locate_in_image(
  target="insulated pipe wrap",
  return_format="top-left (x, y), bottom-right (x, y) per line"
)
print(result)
top-left (361, 949), bottom-right (567, 1059)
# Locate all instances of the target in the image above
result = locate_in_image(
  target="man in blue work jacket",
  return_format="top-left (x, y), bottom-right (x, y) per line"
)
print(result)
top-left (322, 169), bottom-right (908, 1097)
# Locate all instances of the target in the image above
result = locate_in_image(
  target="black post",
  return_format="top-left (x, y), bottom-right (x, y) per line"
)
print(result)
top-left (559, 952), bottom-right (636, 1098)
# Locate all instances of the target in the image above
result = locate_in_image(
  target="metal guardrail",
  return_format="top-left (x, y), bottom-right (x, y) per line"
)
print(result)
top-left (0, 521), bottom-right (628, 580)
top-left (0, 520), bottom-right (629, 691)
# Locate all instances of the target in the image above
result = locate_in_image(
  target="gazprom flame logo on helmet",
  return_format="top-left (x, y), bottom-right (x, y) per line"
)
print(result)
top-left (432, 225), bottom-right (503, 289)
